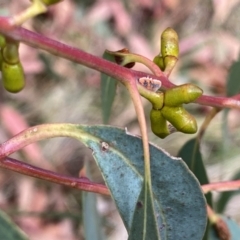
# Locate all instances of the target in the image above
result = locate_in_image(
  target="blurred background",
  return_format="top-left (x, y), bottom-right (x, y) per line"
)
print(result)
top-left (0, 0), bottom-right (240, 239)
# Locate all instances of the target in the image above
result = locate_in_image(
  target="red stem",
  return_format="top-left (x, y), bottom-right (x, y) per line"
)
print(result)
top-left (202, 180), bottom-right (240, 193)
top-left (0, 17), bottom-right (239, 195)
top-left (0, 156), bottom-right (110, 195)
top-left (3, 155), bottom-right (240, 196)
top-left (0, 17), bottom-right (239, 109)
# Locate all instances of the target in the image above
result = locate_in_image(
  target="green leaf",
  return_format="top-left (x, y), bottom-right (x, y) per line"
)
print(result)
top-left (216, 170), bottom-right (240, 213)
top-left (3, 124), bottom-right (207, 239)
top-left (82, 161), bottom-right (104, 240)
top-left (203, 221), bottom-right (212, 240)
top-left (101, 51), bottom-right (118, 124)
top-left (128, 181), bottom-right (160, 240)
top-left (177, 138), bottom-right (212, 206)
top-left (76, 125), bottom-right (207, 239)
top-left (226, 58), bottom-right (240, 96)
top-left (0, 209), bottom-right (29, 240)
top-left (177, 138), bottom-right (212, 240)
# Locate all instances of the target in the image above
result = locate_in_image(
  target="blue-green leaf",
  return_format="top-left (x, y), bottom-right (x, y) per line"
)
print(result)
top-left (75, 125), bottom-right (207, 239)
top-left (178, 139), bottom-right (211, 240)
top-left (0, 209), bottom-right (29, 240)
top-left (177, 138), bottom-right (212, 205)
top-left (101, 51), bottom-right (117, 124)
top-left (4, 124), bottom-right (207, 240)
top-left (128, 181), bottom-right (160, 240)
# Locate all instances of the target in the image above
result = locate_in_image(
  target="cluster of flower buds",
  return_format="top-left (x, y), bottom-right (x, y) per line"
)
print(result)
top-left (104, 27), bottom-right (203, 138)
top-left (150, 84), bottom-right (203, 138)
top-left (149, 28), bottom-right (203, 138)
top-left (0, 35), bottom-right (25, 93)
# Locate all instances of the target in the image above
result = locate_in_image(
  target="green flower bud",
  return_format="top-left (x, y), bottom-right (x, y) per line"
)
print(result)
top-left (161, 27), bottom-right (179, 58)
top-left (150, 108), bottom-right (170, 138)
top-left (153, 55), bottom-right (165, 71)
top-left (2, 61), bottom-right (25, 93)
top-left (164, 84), bottom-right (203, 107)
top-left (0, 35), bottom-right (6, 48)
top-left (2, 42), bottom-right (20, 65)
top-left (163, 55), bottom-right (178, 75)
top-left (138, 87), bottom-right (164, 110)
top-left (153, 28), bottom-right (179, 75)
top-left (161, 106), bottom-right (198, 134)
top-left (0, 52), bottom-right (3, 70)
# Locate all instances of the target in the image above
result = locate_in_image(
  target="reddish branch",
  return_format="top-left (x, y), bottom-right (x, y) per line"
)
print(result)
top-left (0, 17), bottom-right (239, 109)
top-left (0, 157), bottom-right (110, 195)
top-left (1, 156), bottom-right (239, 196)
top-left (0, 17), bottom-right (239, 196)
top-left (202, 180), bottom-right (240, 193)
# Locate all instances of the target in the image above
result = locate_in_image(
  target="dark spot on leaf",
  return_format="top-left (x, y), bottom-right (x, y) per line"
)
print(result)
top-left (137, 201), bottom-right (143, 208)
top-left (166, 207), bottom-right (172, 211)
top-left (159, 224), bottom-right (165, 231)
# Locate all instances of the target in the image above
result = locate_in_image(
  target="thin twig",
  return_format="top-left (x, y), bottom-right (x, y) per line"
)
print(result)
top-left (0, 157), bottom-right (110, 195)
top-left (202, 180), bottom-right (240, 193)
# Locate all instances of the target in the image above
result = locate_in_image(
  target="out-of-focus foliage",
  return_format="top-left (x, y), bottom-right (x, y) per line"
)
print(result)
top-left (0, 209), bottom-right (29, 240)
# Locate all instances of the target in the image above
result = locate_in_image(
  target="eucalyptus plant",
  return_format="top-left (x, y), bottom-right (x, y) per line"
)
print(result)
top-left (0, 1), bottom-right (240, 240)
